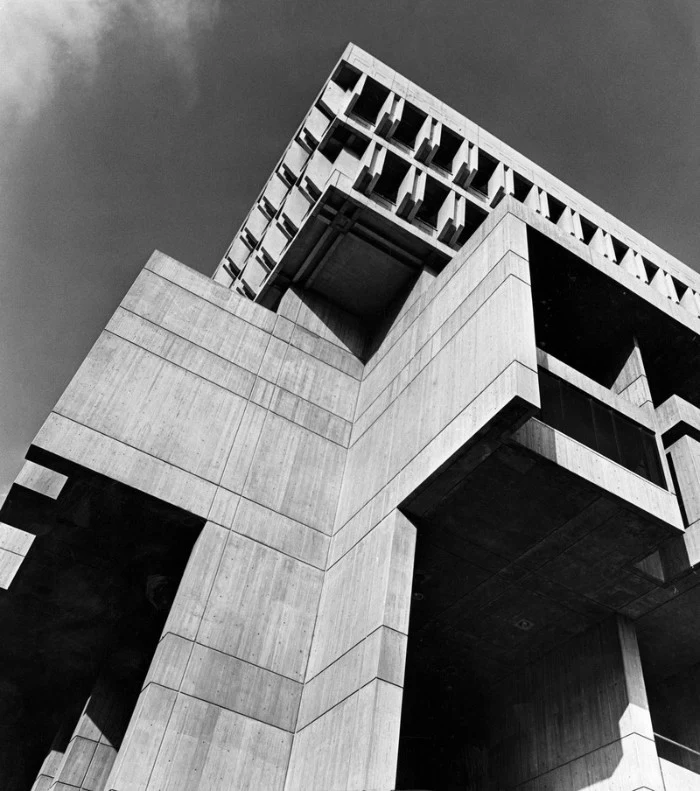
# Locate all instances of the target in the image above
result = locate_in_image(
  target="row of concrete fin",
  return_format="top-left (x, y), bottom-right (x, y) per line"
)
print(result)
top-left (223, 62), bottom-right (700, 321)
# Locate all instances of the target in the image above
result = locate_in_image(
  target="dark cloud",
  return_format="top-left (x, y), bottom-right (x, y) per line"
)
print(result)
top-left (1, 0), bottom-right (698, 494)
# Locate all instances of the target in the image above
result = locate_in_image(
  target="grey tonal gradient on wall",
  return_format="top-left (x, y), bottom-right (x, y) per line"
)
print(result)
top-left (2, 43), bottom-right (700, 790)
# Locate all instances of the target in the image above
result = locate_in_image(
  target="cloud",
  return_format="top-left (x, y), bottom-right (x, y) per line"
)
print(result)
top-left (0, 0), bottom-right (220, 127)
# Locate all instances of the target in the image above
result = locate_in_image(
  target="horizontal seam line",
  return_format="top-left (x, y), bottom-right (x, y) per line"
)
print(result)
top-left (296, 676), bottom-right (403, 733)
top-left (45, 412), bottom-right (219, 490)
top-left (212, 491), bottom-right (333, 539)
top-left (109, 316), bottom-right (351, 444)
top-left (145, 266), bottom-right (275, 334)
top-left (142, 681), bottom-right (296, 733)
top-left (512, 731), bottom-right (657, 788)
top-left (283, 327), bottom-right (356, 357)
top-left (205, 519), bottom-right (327, 571)
top-left (103, 327), bottom-right (254, 401)
top-left (353, 268), bottom-right (530, 440)
top-left (305, 623), bottom-right (405, 684)
top-left (333, 359), bottom-right (536, 546)
top-left (360, 240), bottom-right (522, 389)
top-left (287, 335), bottom-right (363, 381)
top-left (114, 305), bottom-right (258, 390)
top-left (158, 633), bottom-right (304, 685)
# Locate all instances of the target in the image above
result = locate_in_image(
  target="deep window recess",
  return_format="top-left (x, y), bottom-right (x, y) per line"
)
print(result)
top-left (392, 102), bottom-right (426, 149)
top-left (538, 368), bottom-right (665, 487)
top-left (350, 77), bottom-right (389, 125)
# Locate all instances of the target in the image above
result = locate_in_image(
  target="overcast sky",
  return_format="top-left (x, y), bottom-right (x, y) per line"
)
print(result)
top-left (1, 0), bottom-right (699, 497)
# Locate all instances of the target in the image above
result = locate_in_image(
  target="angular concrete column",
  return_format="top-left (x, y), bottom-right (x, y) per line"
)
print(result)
top-left (648, 664), bottom-right (700, 780)
top-left (488, 162), bottom-right (514, 207)
top-left (590, 227), bottom-right (616, 260)
top-left (556, 206), bottom-right (584, 241)
top-left (651, 268), bottom-right (680, 302)
top-left (285, 509), bottom-right (416, 791)
top-left (437, 190), bottom-right (465, 246)
top-left (612, 339), bottom-right (654, 411)
top-left (489, 616), bottom-right (664, 790)
top-left (41, 673), bottom-right (137, 791)
top-left (396, 165), bottom-right (425, 222)
top-left (453, 139), bottom-right (478, 188)
top-left (620, 249), bottom-right (649, 282)
top-left (415, 116), bottom-right (441, 163)
top-left (681, 288), bottom-right (700, 317)
top-left (667, 434), bottom-right (700, 564)
top-left (375, 92), bottom-right (404, 138)
top-left (354, 141), bottom-right (386, 195)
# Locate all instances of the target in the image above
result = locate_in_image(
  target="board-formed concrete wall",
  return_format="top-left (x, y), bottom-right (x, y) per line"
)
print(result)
top-left (489, 616), bottom-right (664, 790)
top-left (26, 253), bottom-right (357, 790)
top-left (22, 201), bottom-right (543, 790)
top-left (282, 207), bottom-right (540, 789)
top-left (331, 207), bottom-right (540, 566)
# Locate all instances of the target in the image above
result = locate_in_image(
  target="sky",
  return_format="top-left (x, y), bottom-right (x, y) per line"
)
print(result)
top-left (1, 0), bottom-right (699, 497)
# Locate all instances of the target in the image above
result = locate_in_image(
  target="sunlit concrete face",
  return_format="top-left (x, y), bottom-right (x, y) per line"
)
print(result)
top-left (2, 44), bottom-right (700, 791)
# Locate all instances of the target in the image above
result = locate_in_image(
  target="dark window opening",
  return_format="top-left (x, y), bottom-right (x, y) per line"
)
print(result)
top-left (538, 368), bottom-right (665, 486)
top-left (431, 127), bottom-right (464, 172)
top-left (454, 202), bottom-right (489, 248)
top-left (372, 152), bottom-right (410, 203)
top-left (415, 177), bottom-right (449, 228)
top-left (642, 257), bottom-right (658, 283)
top-left (392, 102), bottom-right (427, 149)
top-left (320, 123), bottom-right (370, 163)
top-left (580, 216), bottom-right (597, 244)
top-left (332, 62), bottom-right (361, 91)
top-left (350, 77), bottom-right (389, 124)
top-left (513, 173), bottom-right (533, 202)
top-left (547, 195), bottom-right (566, 225)
top-left (673, 276), bottom-right (688, 301)
top-left (469, 150), bottom-right (498, 196)
top-left (611, 236), bottom-right (628, 262)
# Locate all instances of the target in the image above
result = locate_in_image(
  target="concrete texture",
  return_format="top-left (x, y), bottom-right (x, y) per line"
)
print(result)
top-left (1, 46), bottom-right (700, 791)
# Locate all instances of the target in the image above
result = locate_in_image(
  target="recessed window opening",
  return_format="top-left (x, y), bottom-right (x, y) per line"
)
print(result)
top-left (469, 150), bottom-right (498, 195)
top-left (279, 166), bottom-right (295, 188)
top-left (611, 236), bottom-right (629, 262)
top-left (415, 177), bottom-right (449, 228)
top-left (431, 127), bottom-right (463, 172)
top-left (372, 152), bottom-right (411, 203)
top-left (580, 216), bottom-right (597, 244)
top-left (673, 277), bottom-right (688, 301)
top-left (513, 173), bottom-right (533, 202)
top-left (258, 250), bottom-right (273, 270)
top-left (332, 62), bottom-right (361, 91)
top-left (642, 257), bottom-right (659, 282)
top-left (538, 369), bottom-right (665, 486)
top-left (242, 228), bottom-right (257, 250)
top-left (547, 195), bottom-right (566, 225)
top-left (350, 77), bottom-right (389, 124)
top-left (454, 202), bottom-right (488, 248)
top-left (260, 198), bottom-right (276, 220)
top-left (299, 129), bottom-right (318, 152)
top-left (320, 123), bottom-right (370, 163)
top-left (280, 217), bottom-right (297, 238)
top-left (392, 102), bottom-right (427, 148)
top-left (303, 178), bottom-right (322, 203)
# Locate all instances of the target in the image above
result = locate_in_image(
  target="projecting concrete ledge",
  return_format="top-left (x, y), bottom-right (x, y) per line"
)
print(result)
top-left (512, 418), bottom-right (684, 531)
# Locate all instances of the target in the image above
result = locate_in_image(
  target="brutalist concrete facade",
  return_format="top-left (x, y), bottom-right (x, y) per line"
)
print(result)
top-left (4, 44), bottom-right (700, 790)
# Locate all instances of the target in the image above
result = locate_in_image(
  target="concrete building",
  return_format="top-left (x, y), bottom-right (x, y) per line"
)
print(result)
top-left (3, 43), bottom-right (700, 790)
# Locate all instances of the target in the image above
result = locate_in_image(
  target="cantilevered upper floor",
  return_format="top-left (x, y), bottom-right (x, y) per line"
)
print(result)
top-left (213, 43), bottom-right (700, 333)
